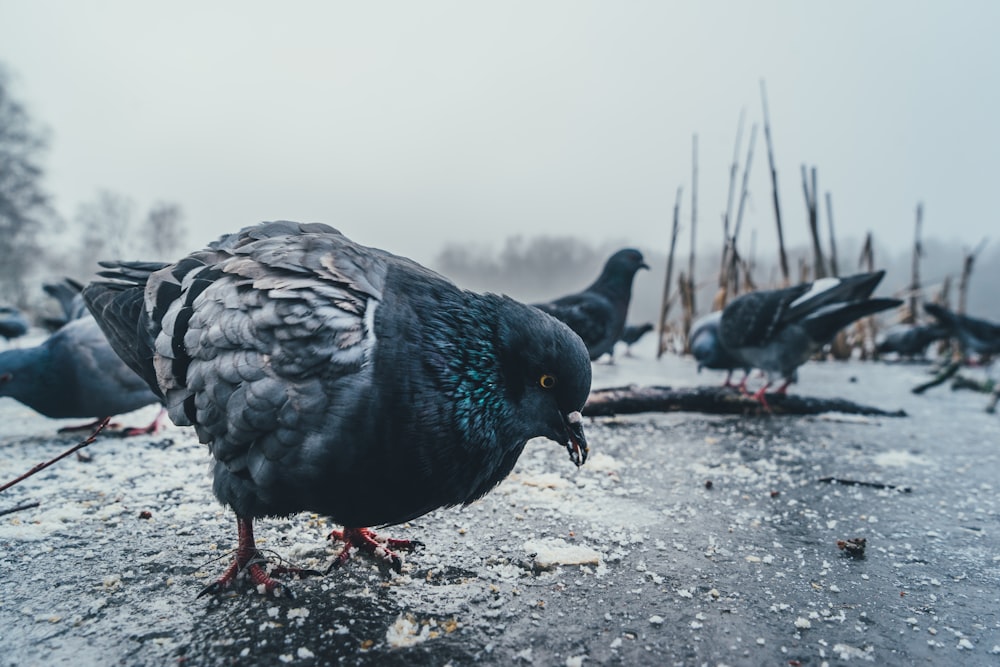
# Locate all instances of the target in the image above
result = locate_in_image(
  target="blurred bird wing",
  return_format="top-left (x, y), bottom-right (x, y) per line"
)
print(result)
top-left (536, 293), bottom-right (613, 350)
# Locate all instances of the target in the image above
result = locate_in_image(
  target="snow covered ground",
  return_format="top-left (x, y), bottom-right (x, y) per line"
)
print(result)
top-left (1, 337), bottom-right (999, 666)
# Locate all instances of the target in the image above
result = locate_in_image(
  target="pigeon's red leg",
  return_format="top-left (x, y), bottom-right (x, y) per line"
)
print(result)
top-left (736, 372), bottom-right (751, 395)
top-left (198, 517), bottom-right (318, 598)
top-left (327, 527), bottom-right (422, 574)
top-left (750, 382), bottom-right (773, 412)
top-left (122, 406), bottom-right (167, 437)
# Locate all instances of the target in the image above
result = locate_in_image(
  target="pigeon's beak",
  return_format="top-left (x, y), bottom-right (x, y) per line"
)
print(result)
top-left (562, 410), bottom-right (589, 467)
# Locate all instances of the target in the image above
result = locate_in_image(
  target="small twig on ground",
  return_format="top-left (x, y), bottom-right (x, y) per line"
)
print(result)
top-left (818, 476), bottom-right (912, 493)
top-left (0, 418), bottom-right (110, 494)
top-left (912, 360), bottom-right (961, 394)
top-left (0, 500), bottom-right (41, 517)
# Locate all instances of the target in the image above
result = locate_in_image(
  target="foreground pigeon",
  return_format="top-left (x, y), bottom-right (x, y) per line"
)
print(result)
top-left (84, 221), bottom-right (592, 596)
top-left (689, 311), bottom-right (751, 388)
top-left (924, 303), bottom-right (1000, 357)
top-left (534, 248), bottom-right (648, 361)
top-left (717, 271), bottom-right (902, 405)
top-left (875, 323), bottom-right (949, 359)
top-left (0, 306), bottom-right (29, 341)
top-left (0, 315), bottom-right (163, 432)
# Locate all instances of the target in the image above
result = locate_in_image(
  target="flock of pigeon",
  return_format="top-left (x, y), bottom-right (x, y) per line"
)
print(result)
top-left (2, 220), bottom-right (998, 597)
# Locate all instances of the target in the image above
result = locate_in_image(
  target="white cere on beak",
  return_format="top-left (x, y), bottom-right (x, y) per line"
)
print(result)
top-left (567, 411), bottom-right (583, 424)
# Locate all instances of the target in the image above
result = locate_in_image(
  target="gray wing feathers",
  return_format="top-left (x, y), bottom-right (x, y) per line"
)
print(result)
top-left (152, 228), bottom-right (388, 478)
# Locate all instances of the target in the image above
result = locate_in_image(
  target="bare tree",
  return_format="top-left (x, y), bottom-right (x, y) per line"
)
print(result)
top-left (0, 65), bottom-right (58, 306)
top-left (143, 201), bottom-right (186, 260)
top-left (75, 190), bottom-right (135, 275)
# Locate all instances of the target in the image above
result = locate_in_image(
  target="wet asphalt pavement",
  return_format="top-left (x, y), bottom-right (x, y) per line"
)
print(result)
top-left (1, 343), bottom-right (999, 666)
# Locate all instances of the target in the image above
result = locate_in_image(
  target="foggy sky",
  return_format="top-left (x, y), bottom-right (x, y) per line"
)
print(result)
top-left (0, 1), bottom-right (997, 268)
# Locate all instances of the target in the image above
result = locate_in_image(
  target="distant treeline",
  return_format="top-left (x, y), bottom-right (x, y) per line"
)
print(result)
top-left (434, 235), bottom-right (1000, 326)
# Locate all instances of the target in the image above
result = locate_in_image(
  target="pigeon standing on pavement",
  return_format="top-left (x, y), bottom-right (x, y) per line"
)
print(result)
top-left (875, 323), bottom-right (949, 359)
top-left (689, 311), bottom-right (751, 388)
top-left (84, 221), bottom-right (592, 596)
top-left (620, 322), bottom-right (654, 356)
top-left (0, 315), bottom-right (163, 433)
top-left (717, 271), bottom-right (902, 405)
top-left (534, 248), bottom-right (649, 361)
top-left (923, 303), bottom-right (1000, 358)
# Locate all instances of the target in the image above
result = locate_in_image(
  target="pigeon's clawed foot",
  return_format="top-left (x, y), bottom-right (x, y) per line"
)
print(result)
top-left (121, 406), bottom-right (168, 437)
top-left (327, 527), bottom-right (423, 574)
top-left (197, 517), bottom-right (320, 599)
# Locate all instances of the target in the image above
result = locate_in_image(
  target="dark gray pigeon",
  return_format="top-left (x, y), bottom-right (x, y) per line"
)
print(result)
top-left (0, 306), bottom-right (29, 341)
top-left (718, 271), bottom-right (902, 405)
top-left (83, 221), bottom-right (592, 596)
top-left (876, 323), bottom-right (949, 359)
top-left (689, 311), bottom-right (751, 388)
top-left (0, 315), bottom-right (163, 433)
top-left (534, 248), bottom-right (649, 361)
top-left (620, 322), bottom-right (654, 356)
top-left (924, 303), bottom-right (1000, 357)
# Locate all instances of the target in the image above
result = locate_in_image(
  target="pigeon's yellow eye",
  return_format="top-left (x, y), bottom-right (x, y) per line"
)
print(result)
top-left (539, 374), bottom-right (557, 389)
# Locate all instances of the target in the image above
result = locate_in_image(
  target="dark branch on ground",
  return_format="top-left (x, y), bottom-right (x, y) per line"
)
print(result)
top-left (584, 385), bottom-right (906, 418)
top-left (0, 500), bottom-right (40, 517)
top-left (0, 418), bottom-right (110, 494)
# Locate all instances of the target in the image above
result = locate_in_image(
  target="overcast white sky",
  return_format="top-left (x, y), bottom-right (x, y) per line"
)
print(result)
top-left (1, 1), bottom-right (997, 266)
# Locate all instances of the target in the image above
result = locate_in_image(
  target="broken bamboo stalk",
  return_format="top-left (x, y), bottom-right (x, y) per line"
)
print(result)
top-left (657, 186), bottom-right (683, 359)
top-left (957, 237), bottom-right (988, 314)
top-left (760, 80), bottom-right (790, 286)
top-left (825, 191), bottom-right (839, 277)
top-left (906, 203), bottom-right (923, 324)
top-left (801, 165), bottom-right (826, 279)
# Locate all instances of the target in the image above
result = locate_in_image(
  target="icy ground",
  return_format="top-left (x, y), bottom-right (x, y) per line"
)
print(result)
top-left (1, 337), bottom-right (999, 666)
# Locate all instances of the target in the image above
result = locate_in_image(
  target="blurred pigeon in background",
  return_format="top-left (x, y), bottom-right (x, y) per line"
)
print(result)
top-left (0, 306), bottom-right (29, 342)
top-left (875, 322), bottom-right (949, 359)
top-left (84, 221), bottom-right (592, 596)
top-left (0, 315), bottom-right (163, 433)
top-left (718, 271), bottom-right (902, 406)
top-left (534, 248), bottom-right (648, 361)
top-left (41, 278), bottom-right (88, 331)
top-left (689, 311), bottom-right (751, 388)
top-left (619, 322), bottom-right (654, 356)
top-left (924, 302), bottom-right (1000, 358)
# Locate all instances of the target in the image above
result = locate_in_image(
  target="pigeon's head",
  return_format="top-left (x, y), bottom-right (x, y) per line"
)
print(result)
top-left (498, 300), bottom-right (592, 466)
top-left (689, 312), bottom-right (723, 371)
top-left (604, 249), bottom-right (649, 276)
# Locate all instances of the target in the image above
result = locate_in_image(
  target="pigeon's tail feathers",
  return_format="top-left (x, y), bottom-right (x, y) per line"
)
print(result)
top-left (83, 261), bottom-right (170, 399)
top-left (923, 302), bottom-right (958, 329)
top-left (786, 271), bottom-right (886, 322)
top-left (802, 297), bottom-right (902, 345)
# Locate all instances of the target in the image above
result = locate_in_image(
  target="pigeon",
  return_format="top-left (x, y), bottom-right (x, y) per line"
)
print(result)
top-left (689, 311), bottom-right (751, 388)
top-left (42, 278), bottom-right (88, 331)
top-left (0, 306), bottom-right (29, 341)
top-left (717, 271), bottom-right (902, 405)
top-left (83, 221), bottom-right (592, 596)
top-left (0, 315), bottom-right (163, 433)
top-left (875, 323), bottom-right (949, 359)
top-left (620, 322), bottom-right (654, 356)
top-left (534, 248), bottom-right (649, 361)
top-left (924, 303), bottom-right (1000, 358)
